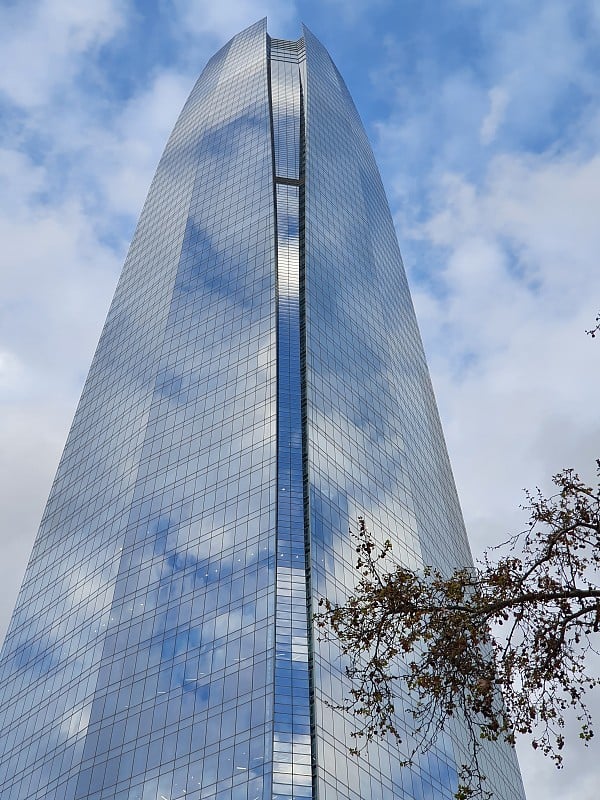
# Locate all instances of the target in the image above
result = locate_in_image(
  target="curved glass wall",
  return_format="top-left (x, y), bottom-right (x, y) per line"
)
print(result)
top-left (0, 18), bottom-right (277, 800)
top-left (301, 25), bottom-right (525, 800)
top-left (0, 18), bottom-right (525, 800)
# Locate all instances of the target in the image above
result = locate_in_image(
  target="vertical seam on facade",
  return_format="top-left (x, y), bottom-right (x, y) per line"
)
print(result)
top-left (298, 66), bottom-right (319, 800)
top-left (266, 33), bottom-right (279, 800)
top-left (270, 36), bottom-right (316, 800)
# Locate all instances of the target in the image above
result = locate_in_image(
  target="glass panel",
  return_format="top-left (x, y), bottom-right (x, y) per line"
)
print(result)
top-left (0, 19), bottom-right (276, 800)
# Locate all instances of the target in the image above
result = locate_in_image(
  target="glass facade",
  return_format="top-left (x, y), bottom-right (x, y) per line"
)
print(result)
top-left (0, 18), bottom-right (525, 800)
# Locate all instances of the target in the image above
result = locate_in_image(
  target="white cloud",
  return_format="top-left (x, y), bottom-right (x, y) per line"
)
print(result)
top-left (423, 152), bottom-right (600, 307)
top-left (0, 145), bottom-right (121, 640)
top-left (410, 150), bottom-right (600, 551)
top-left (91, 70), bottom-right (194, 217)
top-left (482, 3), bottom-right (593, 138)
top-left (173, 0), bottom-right (297, 40)
top-left (480, 86), bottom-right (509, 145)
top-left (0, 0), bottom-right (126, 108)
top-left (0, 351), bottom-right (24, 393)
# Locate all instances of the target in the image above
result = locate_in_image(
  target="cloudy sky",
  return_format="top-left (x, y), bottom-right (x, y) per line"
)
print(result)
top-left (1, 0), bottom-right (599, 797)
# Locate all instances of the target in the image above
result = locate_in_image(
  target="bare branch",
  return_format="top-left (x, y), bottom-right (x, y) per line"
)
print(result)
top-left (585, 311), bottom-right (600, 338)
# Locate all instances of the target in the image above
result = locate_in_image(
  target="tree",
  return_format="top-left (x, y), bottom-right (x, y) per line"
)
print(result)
top-left (315, 463), bottom-right (600, 799)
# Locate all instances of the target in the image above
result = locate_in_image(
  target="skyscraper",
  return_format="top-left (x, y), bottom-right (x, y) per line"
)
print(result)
top-left (0, 18), bottom-right (525, 800)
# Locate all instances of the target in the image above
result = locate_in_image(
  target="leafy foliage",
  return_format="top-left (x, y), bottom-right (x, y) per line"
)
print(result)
top-left (316, 463), bottom-right (600, 798)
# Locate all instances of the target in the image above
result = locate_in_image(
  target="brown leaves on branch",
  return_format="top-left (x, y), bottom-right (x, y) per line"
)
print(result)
top-left (315, 463), bottom-right (600, 799)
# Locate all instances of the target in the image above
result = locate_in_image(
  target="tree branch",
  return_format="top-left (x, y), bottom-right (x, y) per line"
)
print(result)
top-left (316, 464), bottom-right (600, 799)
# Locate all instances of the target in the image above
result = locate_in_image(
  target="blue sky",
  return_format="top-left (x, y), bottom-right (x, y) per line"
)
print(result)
top-left (1, 1), bottom-right (599, 798)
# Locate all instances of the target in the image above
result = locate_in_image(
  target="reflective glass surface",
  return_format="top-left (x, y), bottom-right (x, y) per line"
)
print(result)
top-left (270, 38), bottom-right (313, 800)
top-left (0, 18), bottom-right (276, 800)
top-left (0, 18), bottom-right (525, 800)
top-left (302, 25), bottom-right (524, 800)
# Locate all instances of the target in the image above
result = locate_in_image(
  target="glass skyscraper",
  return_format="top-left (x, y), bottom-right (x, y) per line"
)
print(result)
top-left (0, 19), bottom-right (525, 800)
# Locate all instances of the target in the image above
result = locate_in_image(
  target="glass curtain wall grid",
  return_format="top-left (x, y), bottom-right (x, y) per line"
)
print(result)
top-left (0, 20), bottom-right (278, 800)
top-left (0, 17), bottom-right (526, 800)
top-left (270, 36), bottom-right (314, 800)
